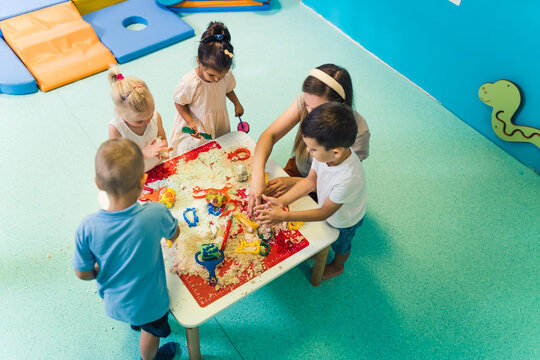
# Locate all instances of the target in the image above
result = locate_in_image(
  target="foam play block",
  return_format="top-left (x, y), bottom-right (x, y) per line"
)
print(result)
top-left (169, 0), bottom-right (270, 13)
top-left (0, 38), bottom-right (37, 94)
top-left (83, 0), bottom-right (195, 64)
top-left (72, 0), bottom-right (126, 16)
top-left (0, 0), bottom-right (67, 22)
top-left (0, 2), bottom-right (116, 92)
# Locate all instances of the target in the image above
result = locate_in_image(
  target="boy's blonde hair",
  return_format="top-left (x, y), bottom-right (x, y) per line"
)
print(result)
top-left (108, 65), bottom-right (154, 113)
top-left (95, 138), bottom-right (144, 196)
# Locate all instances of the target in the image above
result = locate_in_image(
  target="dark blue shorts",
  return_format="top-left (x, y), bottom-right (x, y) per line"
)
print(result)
top-left (331, 217), bottom-right (364, 254)
top-left (133, 312), bottom-right (171, 338)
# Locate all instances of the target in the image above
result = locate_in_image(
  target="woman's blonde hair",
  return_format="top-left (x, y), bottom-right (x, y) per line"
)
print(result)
top-left (108, 65), bottom-right (154, 113)
top-left (292, 103), bottom-right (310, 165)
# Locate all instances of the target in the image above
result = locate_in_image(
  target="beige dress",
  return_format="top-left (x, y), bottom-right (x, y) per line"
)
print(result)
top-left (170, 69), bottom-right (236, 157)
top-left (294, 93), bottom-right (370, 177)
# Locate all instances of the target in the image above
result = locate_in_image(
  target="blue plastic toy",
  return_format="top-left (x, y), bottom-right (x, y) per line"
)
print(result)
top-left (183, 208), bottom-right (199, 227)
top-left (0, 39), bottom-right (37, 94)
top-left (82, 0), bottom-right (194, 63)
top-left (207, 202), bottom-right (222, 216)
top-left (195, 248), bottom-right (224, 286)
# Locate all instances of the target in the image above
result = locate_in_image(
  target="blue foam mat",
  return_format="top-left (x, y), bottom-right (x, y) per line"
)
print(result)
top-left (0, 0), bottom-right (67, 22)
top-left (83, 0), bottom-right (194, 64)
top-left (0, 38), bottom-right (37, 95)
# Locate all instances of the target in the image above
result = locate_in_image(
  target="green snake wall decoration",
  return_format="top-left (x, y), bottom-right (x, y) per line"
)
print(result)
top-left (479, 80), bottom-right (540, 148)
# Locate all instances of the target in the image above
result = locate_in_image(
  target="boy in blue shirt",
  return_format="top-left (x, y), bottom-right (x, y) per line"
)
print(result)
top-left (255, 102), bottom-right (366, 280)
top-left (73, 138), bottom-right (181, 360)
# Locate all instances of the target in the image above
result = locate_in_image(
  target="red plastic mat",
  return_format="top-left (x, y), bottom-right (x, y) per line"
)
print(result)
top-left (146, 141), bottom-right (220, 183)
top-left (146, 141), bottom-right (309, 308)
top-left (180, 230), bottom-right (308, 307)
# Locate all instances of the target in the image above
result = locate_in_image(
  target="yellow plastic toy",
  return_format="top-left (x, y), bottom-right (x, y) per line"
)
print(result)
top-left (236, 213), bottom-right (259, 230)
top-left (288, 221), bottom-right (304, 231)
top-left (235, 240), bottom-right (260, 254)
top-left (159, 188), bottom-right (176, 208)
top-left (234, 239), bottom-right (270, 256)
top-left (206, 192), bottom-right (228, 208)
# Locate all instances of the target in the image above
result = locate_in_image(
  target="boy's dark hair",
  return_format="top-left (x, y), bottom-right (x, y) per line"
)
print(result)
top-left (300, 102), bottom-right (357, 150)
top-left (95, 138), bottom-right (144, 196)
top-left (302, 64), bottom-right (354, 107)
top-left (198, 22), bottom-right (234, 72)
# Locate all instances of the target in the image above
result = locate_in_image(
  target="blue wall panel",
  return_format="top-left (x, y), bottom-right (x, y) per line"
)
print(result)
top-left (303, 0), bottom-right (540, 172)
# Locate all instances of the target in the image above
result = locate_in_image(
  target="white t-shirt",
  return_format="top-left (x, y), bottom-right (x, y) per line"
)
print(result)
top-left (109, 111), bottom-right (160, 172)
top-left (169, 69), bottom-right (236, 157)
top-left (311, 151), bottom-right (366, 228)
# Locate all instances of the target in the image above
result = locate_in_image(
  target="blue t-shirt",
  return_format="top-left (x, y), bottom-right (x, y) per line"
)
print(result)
top-left (73, 202), bottom-right (178, 325)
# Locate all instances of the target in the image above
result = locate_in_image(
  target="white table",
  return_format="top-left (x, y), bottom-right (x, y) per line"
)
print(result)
top-left (166, 132), bottom-right (339, 359)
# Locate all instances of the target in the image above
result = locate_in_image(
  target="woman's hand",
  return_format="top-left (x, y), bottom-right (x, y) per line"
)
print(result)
top-left (142, 138), bottom-right (167, 159)
top-left (265, 177), bottom-right (298, 197)
top-left (247, 172), bottom-right (265, 216)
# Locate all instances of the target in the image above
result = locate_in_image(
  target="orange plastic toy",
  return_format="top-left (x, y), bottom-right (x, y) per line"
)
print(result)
top-left (192, 183), bottom-right (232, 199)
top-left (227, 148), bottom-right (250, 161)
top-left (0, 2), bottom-right (116, 92)
top-left (139, 187), bottom-right (176, 208)
top-left (192, 183), bottom-right (237, 217)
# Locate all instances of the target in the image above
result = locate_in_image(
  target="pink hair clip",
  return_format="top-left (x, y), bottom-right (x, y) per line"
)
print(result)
top-left (116, 73), bottom-right (124, 80)
top-left (121, 83), bottom-right (145, 101)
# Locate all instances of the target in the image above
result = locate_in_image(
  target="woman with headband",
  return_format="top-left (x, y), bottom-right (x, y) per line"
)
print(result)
top-left (248, 64), bottom-right (370, 214)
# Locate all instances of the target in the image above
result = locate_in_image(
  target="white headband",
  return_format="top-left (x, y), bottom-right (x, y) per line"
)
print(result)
top-left (308, 68), bottom-right (346, 101)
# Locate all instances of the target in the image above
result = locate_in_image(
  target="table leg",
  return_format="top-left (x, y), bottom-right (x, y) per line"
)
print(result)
top-left (310, 246), bottom-right (330, 286)
top-left (185, 327), bottom-right (201, 360)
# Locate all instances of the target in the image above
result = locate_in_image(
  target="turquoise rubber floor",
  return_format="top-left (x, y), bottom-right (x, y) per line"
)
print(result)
top-left (0, 1), bottom-right (539, 359)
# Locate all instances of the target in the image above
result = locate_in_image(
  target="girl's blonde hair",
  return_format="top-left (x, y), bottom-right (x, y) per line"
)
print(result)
top-left (108, 65), bottom-right (154, 113)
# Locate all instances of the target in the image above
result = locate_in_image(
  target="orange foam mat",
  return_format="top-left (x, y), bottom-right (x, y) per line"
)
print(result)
top-left (0, 1), bottom-right (116, 92)
top-left (174, 0), bottom-right (267, 8)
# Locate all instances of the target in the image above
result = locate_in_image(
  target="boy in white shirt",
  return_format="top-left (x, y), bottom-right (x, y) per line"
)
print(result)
top-left (255, 102), bottom-right (366, 280)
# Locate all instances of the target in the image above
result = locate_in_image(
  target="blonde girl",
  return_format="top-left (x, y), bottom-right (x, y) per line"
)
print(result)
top-left (108, 66), bottom-right (171, 172)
